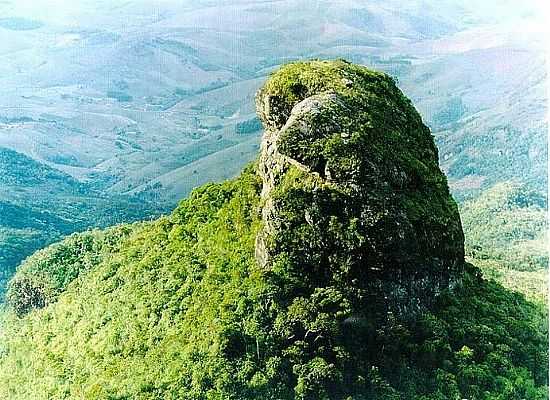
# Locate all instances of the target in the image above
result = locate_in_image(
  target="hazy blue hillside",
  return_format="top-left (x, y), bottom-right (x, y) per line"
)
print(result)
top-left (0, 0), bottom-right (546, 294)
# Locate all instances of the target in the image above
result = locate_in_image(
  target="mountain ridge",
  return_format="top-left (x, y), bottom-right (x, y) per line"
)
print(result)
top-left (0, 60), bottom-right (546, 400)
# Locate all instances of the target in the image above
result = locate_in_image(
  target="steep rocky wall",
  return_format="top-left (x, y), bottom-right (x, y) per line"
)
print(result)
top-left (255, 60), bottom-right (464, 313)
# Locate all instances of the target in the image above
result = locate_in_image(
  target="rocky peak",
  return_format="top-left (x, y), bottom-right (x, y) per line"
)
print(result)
top-left (255, 60), bottom-right (464, 312)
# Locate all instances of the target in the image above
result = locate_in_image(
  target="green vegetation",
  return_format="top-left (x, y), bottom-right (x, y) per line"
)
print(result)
top-left (0, 60), bottom-right (546, 399)
top-left (0, 147), bottom-right (161, 298)
top-left (0, 227), bottom-right (49, 292)
top-left (461, 181), bottom-right (547, 270)
top-left (441, 122), bottom-right (546, 203)
top-left (255, 59), bottom-right (464, 320)
top-left (460, 181), bottom-right (547, 303)
top-left (470, 257), bottom-right (547, 305)
top-left (5, 226), bottom-right (136, 316)
top-left (0, 167), bottom-right (547, 399)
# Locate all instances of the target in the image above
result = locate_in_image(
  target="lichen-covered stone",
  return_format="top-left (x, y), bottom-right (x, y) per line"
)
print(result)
top-left (255, 59), bottom-right (464, 312)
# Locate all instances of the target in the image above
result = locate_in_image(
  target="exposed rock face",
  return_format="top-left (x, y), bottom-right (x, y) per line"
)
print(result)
top-left (255, 60), bottom-right (464, 312)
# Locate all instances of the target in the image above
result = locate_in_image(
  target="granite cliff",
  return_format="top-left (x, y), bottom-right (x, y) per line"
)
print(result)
top-left (255, 60), bottom-right (464, 314)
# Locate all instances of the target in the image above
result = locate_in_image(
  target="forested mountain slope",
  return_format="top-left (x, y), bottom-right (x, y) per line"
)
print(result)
top-left (0, 60), bottom-right (546, 400)
top-left (460, 182), bottom-right (547, 303)
top-left (0, 147), bottom-right (161, 295)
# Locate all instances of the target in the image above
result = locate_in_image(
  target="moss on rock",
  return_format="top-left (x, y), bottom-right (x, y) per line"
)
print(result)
top-left (256, 60), bottom-right (464, 313)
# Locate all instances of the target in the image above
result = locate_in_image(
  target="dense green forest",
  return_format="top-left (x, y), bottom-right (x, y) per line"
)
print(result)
top-left (0, 147), bottom-right (162, 297)
top-left (0, 61), bottom-right (546, 399)
top-left (460, 182), bottom-right (547, 304)
top-left (0, 168), bottom-right (547, 399)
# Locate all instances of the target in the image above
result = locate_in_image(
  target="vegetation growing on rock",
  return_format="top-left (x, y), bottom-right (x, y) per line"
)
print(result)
top-left (0, 61), bottom-right (547, 399)
top-left (256, 60), bottom-right (464, 310)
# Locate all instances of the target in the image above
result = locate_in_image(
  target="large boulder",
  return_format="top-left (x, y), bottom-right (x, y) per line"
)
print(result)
top-left (255, 59), bottom-right (464, 313)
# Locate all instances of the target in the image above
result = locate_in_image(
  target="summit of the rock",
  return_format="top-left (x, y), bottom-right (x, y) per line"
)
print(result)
top-left (255, 60), bottom-right (465, 310)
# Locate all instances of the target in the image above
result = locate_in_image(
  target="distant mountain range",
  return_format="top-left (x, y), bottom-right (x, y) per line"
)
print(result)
top-left (0, 0), bottom-right (546, 295)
